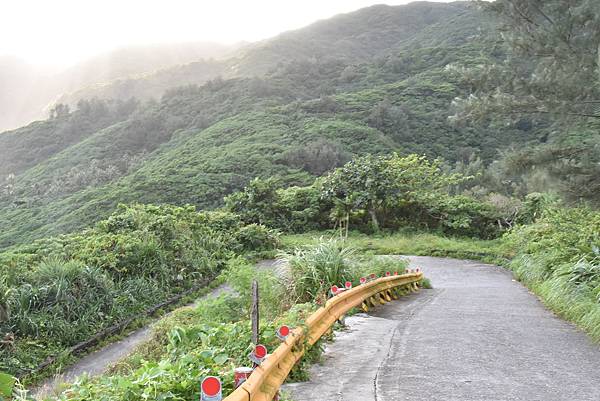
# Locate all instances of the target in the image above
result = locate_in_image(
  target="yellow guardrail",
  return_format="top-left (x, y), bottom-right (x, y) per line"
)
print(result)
top-left (224, 271), bottom-right (424, 401)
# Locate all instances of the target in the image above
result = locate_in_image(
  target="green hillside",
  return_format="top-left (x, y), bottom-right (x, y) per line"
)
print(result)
top-left (0, 43), bottom-right (236, 132)
top-left (0, 2), bottom-right (547, 249)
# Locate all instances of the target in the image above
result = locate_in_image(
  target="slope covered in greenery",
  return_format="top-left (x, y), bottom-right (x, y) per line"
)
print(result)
top-left (0, 204), bottom-right (277, 376)
top-left (56, 2), bottom-right (473, 106)
top-left (1, 2), bottom-right (550, 249)
top-left (0, 71), bottom-right (534, 248)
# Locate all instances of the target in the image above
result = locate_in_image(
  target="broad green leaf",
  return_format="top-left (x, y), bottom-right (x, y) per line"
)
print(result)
top-left (214, 353), bottom-right (228, 365)
top-left (0, 372), bottom-right (15, 398)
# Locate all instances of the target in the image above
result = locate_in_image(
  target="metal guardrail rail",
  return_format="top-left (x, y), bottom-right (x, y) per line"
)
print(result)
top-left (224, 271), bottom-right (424, 401)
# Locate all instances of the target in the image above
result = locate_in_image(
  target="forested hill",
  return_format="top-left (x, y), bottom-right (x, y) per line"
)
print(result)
top-left (56, 2), bottom-right (472, 106)
top-left (0, 1), bottom-right (541, 248)
top-left (0, 42), bottom-right (237, 132)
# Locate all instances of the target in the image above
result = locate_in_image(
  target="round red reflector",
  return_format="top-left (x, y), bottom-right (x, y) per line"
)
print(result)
top-left (279, 325), bottom-right (290, 337)
top-left (201, 376), bottom-right (221, 396)
top-left (360, 277), bottom-right (366, 284)
top-left (331, 285), bottom-right (339, 293)
top-left (345, 281), bottom-right (352, 289)
top-left (255, 344), bottom-right (267, 359)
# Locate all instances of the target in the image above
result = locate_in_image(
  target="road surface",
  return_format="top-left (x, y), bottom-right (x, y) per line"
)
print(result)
top-left (285, 256), bottom-right (600, 401)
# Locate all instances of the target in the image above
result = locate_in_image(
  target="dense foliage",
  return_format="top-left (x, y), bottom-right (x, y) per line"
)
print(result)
top-left (0, 204), bottom-right (277, 376)
top-left (448, 0), bottom-right (600, 205)
top-left (506, 201), bottom-right (600, 340)
top-left (227, 154), bottom-right (505, 238)
top-left (4, 244), bottom-right (408, 401)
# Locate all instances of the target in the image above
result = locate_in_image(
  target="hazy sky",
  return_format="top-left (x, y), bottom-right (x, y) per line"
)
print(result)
top-left (0, 0), bottom-right (454, 67)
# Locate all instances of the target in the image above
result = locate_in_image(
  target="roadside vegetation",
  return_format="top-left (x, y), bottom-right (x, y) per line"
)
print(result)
top-left (2, 150), bottom-right (600, 400)
top-left (0, 204), bottom-right (277, 378)
top-left (7, 243), bottom-right (408, 401)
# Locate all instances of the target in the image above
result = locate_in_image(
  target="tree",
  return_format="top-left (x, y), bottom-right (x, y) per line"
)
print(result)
top-left (224, 178), bottom-right (284, 226)
top-left (49, 103), bottom-right (70, 119)
top-left (451, 0), bottom-right (600, 123)
top-left (321, 154), bottom-right (463, 233)
top-left (282, 139), bottom-right (349, 175)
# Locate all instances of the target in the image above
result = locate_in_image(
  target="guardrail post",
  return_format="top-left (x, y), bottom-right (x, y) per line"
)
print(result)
top-left (378, 292), bottom-right (387, 304)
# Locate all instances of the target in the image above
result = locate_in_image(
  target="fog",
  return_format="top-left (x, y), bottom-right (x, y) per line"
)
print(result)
top-left (1, 0), bottom-right (453, 67)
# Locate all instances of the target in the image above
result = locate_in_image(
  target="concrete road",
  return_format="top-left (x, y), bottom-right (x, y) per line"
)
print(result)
top-left (284, 256), bottom-right (600, 401)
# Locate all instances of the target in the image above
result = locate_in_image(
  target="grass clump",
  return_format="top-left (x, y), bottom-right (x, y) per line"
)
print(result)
top-left (282, 230), bottom-right (509, 264)
top-left (279, 240), bottom-right (409, 304)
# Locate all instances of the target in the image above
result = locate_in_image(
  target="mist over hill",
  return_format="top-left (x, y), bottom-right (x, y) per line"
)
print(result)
top-left (0, 42), bottom-right (238, 131)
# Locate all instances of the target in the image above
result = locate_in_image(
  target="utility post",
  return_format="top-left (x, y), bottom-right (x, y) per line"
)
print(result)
top-left (251, 280), bottom-right (259, 345)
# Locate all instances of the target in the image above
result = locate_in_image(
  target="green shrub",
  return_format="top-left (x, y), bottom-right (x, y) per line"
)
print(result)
top-left (227, 154), bottom-right (506, 238)
top-left (234, 224), bottom-right (280, 252)
top-left (506, 205), bottom-right (600, 341)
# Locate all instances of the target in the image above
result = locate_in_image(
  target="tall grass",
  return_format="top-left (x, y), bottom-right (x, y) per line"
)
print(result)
top-left (279, 240), bottom-right (356, 303)
top-left (282, 230), bottom-right (510, 264)
top-left (506, 206), bottom-right (600, 342)
top-left (278, 240), bottom-right (409, 304)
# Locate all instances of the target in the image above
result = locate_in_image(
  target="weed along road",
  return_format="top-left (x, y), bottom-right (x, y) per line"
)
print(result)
top-left (284, 256), bottom-right (600, 401)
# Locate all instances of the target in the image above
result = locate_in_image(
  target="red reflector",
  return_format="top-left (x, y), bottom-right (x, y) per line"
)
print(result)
top-left (201, 376), bottom-right (221, 396)
top-left (360, 277), bottom-right (366, 284)
top-left (255, 344), bottom-right (267, 359)
top-left (345, 281), bottom-right (352, 289)
top-left (278, 325), bottom-right (290, 337)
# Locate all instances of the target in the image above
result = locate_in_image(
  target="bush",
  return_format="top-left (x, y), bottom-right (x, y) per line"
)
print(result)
top-left (227, 154), bottom-right (506, 238)
top-left (279, 240), bottom-right (355, 303)
top-left (234, 224), bottom-right (280, 252)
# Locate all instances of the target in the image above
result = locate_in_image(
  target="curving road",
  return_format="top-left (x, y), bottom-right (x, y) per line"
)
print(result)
top-left (284, 256), bottom-right (600, 401)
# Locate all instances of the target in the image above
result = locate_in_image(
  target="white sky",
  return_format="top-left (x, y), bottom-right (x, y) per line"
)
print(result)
top-left (0, 0), bottom-right (454, 67)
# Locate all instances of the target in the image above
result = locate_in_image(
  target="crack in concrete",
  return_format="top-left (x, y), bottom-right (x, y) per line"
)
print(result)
top-left (375, 289), bottom-right (439, 401)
